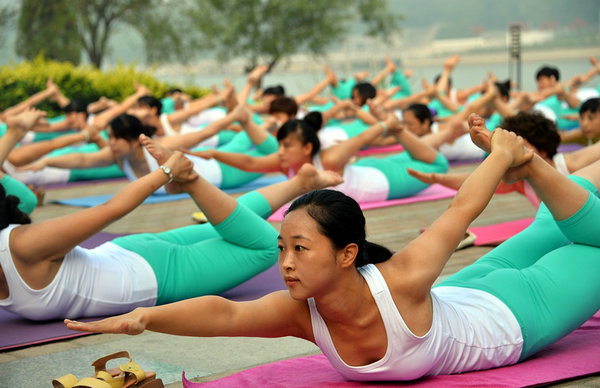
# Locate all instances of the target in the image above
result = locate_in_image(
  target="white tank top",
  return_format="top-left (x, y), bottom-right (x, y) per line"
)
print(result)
top-left (0, 225), bottom-right (157, 320)
top-left (318, 127), bottom-right (349, 150)
top-left (121, 147), bottom-right (223, 191)
top-left (431, 122), bottom-right (485, 161)
top-left (160, 113), bottom-right (177, 136)
top-left (308, 264), bottom-right (523, 381)
top-left (160, 113), bottom-right (220, 148)
top-left (310, 154), bottom-right (389, 202)
top-left (552, 153), bottom-right (570, 175)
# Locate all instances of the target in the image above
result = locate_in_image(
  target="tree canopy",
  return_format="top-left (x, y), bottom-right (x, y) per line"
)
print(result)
top-left (9, 0), bottom-right (402, 70)
top-left (187, 0), bottom-right (403, 71)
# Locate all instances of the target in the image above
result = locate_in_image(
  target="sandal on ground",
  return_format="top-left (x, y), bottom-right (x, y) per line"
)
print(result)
top-left (455, 230), bottom-right (477, 250)
top-left (52, 350), bottom-right (164, 388)
top-left (192, 211), bottom-right (208, 223)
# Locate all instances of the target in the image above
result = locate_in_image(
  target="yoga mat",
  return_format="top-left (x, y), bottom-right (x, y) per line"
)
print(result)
top-left (45, 177), bottom-right (128, 190)
top-left (220, 263), bottom-right (285, 302)
top-left (0, 232), bottom-right (124, 351)
top-left (184, 310), bottom-right (600, 388)
top-left (557, 142), bottom-right (584, 153)
top-left (358, 144), bottom-right (404, 156)
top-left (471, 218), bottom-right (534, 246)
top-left (51, 175), bottom-right (287, 208)
top-left (268, 184), bottom-right (457, 222)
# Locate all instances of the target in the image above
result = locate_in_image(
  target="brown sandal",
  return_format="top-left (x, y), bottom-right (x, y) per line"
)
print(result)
top-left (52, 351), bottom-right (164, 388)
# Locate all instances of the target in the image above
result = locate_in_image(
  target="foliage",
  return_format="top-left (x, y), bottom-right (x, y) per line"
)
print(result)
top-left (186, 0), bottom-right (403, 72)
top-left (0, 56), bottom-right (208, 116)
top-left (17, 0), bottom-right (81, 64)
top-left (0, 3), bottom-right (18, 50)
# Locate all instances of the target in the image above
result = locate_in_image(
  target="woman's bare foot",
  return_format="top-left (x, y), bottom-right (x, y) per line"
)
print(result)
top-left (325, 65), bottom-right (338, 87)
top-left (231, 104), bottom-right (251, 125)
top-left (139, 134), bottom-right (173, 165)
top-left (590, 56), bottom-right (600, 73)
top-left (248, 64), bottom-right (269, 85)
top-left (468, 113), bottom-right (492, 153)
top-left (139, 134), bottom-right (194, 193)
top-left (295, 163), bottom-right (343, 192)
top-left (385, 55), bottom-right (396, 73)
top-left (5, 109), bottom-right (47, 140)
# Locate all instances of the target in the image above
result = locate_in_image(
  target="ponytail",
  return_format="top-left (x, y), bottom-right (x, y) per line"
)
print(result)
top-left (0, 185), bottom-right (32, 230)
top-left (356, 241), bottom-right (393, 267)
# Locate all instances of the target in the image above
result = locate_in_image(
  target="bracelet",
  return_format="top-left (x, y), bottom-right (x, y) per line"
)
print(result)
top-left (159, 164), bottom-right (174, 183)
top-left (82, 129), bottom-right (90, 142)
top-left (379, 121), bottom-right (388, 137)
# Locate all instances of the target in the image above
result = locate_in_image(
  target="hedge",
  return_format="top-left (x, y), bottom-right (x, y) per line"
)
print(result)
top-left (0, 56), bottom-right (209, 117)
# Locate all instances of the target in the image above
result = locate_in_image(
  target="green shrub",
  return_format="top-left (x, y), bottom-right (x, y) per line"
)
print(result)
top-left (0, 56), bottom-right (209, 117)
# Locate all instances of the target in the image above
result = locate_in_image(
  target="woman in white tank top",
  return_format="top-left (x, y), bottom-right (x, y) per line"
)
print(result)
top-left (187, 112), bottom-right (448, 203)
top-left (67, 115), bottom-right (600, 381)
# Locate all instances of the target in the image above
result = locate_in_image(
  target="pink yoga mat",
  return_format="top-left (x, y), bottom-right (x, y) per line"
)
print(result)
top-left (471, 218), bottom-right (534, 246)
top-left (268, 184), bottom-right (457, 222)
top-left (184, 311), bottom-right (600, 387)
top-left (358, 144), bottom-right (404, 156)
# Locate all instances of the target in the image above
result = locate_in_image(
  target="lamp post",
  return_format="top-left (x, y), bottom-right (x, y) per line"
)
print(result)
top-left (509, 24), bottom-right (522, 91)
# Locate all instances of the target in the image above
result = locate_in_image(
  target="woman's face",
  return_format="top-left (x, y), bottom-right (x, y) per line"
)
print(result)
top-left (108, 128), bottom-right (136, 158)
top-left (402, 110), bottom-right (430, 136)
top-left (277, 133), bottom-right (312, 170)
top-left (127, 104), bottom-right (155, 125)
top-left (278, 209), bottom-right (340, 300)
top-left (580, 110), bottom-right (600, 140)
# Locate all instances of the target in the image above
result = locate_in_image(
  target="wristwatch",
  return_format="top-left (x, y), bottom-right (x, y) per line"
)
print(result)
top-left (159, 164), bottom-right (174, 183)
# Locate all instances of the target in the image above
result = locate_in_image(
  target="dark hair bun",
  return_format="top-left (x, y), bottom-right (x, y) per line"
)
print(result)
top-left (0, 185), bottom-right (32, 230)
top-left (303, 111), bottom-right (323, 132)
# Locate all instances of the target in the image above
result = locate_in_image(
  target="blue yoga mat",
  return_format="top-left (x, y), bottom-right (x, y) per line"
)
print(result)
top-left (52, 174), bottom-right (287, 207)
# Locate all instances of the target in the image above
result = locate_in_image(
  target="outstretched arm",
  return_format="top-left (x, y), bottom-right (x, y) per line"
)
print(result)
top-left (167, 87), bottom-right (233, 128)
top-left (10, 151), bottom-right (197, 265)
top-left (0, 82), bottom-right (55, 121)
top-left (187, 149), bottom-right (282, 173)
top-left (387, 117), bottom-right (534, 298)
top-left (65, 290), bottom-right (308, 340)
top-left (294, 71), bottom-right (337, 107)
top-left (91, 84), bottom-right (151, 130)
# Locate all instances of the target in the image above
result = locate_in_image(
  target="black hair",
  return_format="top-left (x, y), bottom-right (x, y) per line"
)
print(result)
top-left (500, 111), bottom-right (560, 158)
top-left (494, 79), bottom-right (511, 99)
top-left (303, 111), bottom-right (323, 132)
top-left (535, 66), bottom-right (560, 81)
top-left (0, 185), bottom-right (32, 230)
top-left (269, 96), bottom-right (298, 117)
top-left (264, 85), bottom-right (286, 96)
top-left (166, 88), bottom-right (182, 96)
top-left (276, 117), bottom-right (321, 156)
top-left (404, 103), bottom-right (433, 125)
top-left (580, 97), bottom-right (600, 116)
top-left (352, 82), bottom-right (376, 106)
top-left (434, 74), bottom-right (452, 88)
top-left (137, 95), bottom-right (162, 116)
top-left (63, 99), bottom-right (89, 115)
top-left (109, 114), bottom-right (157, 141)
top-left (285, 189), bottom-right (392, 267)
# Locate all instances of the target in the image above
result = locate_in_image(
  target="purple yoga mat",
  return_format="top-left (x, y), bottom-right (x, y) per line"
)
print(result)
top-left (184, 311), bottom-right (600, 388)
top-left (0, 232), bottom-right (125, 351)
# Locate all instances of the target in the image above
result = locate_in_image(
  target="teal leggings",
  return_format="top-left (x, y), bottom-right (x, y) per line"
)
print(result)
top-left (356, 152), bottom-right (449, 199)
top-left (439, 175), bottom-right (600, 360)
top-left (111, 191), bottom-right (278, 305)
top-left (0, 174), bottom-right (37, 214)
